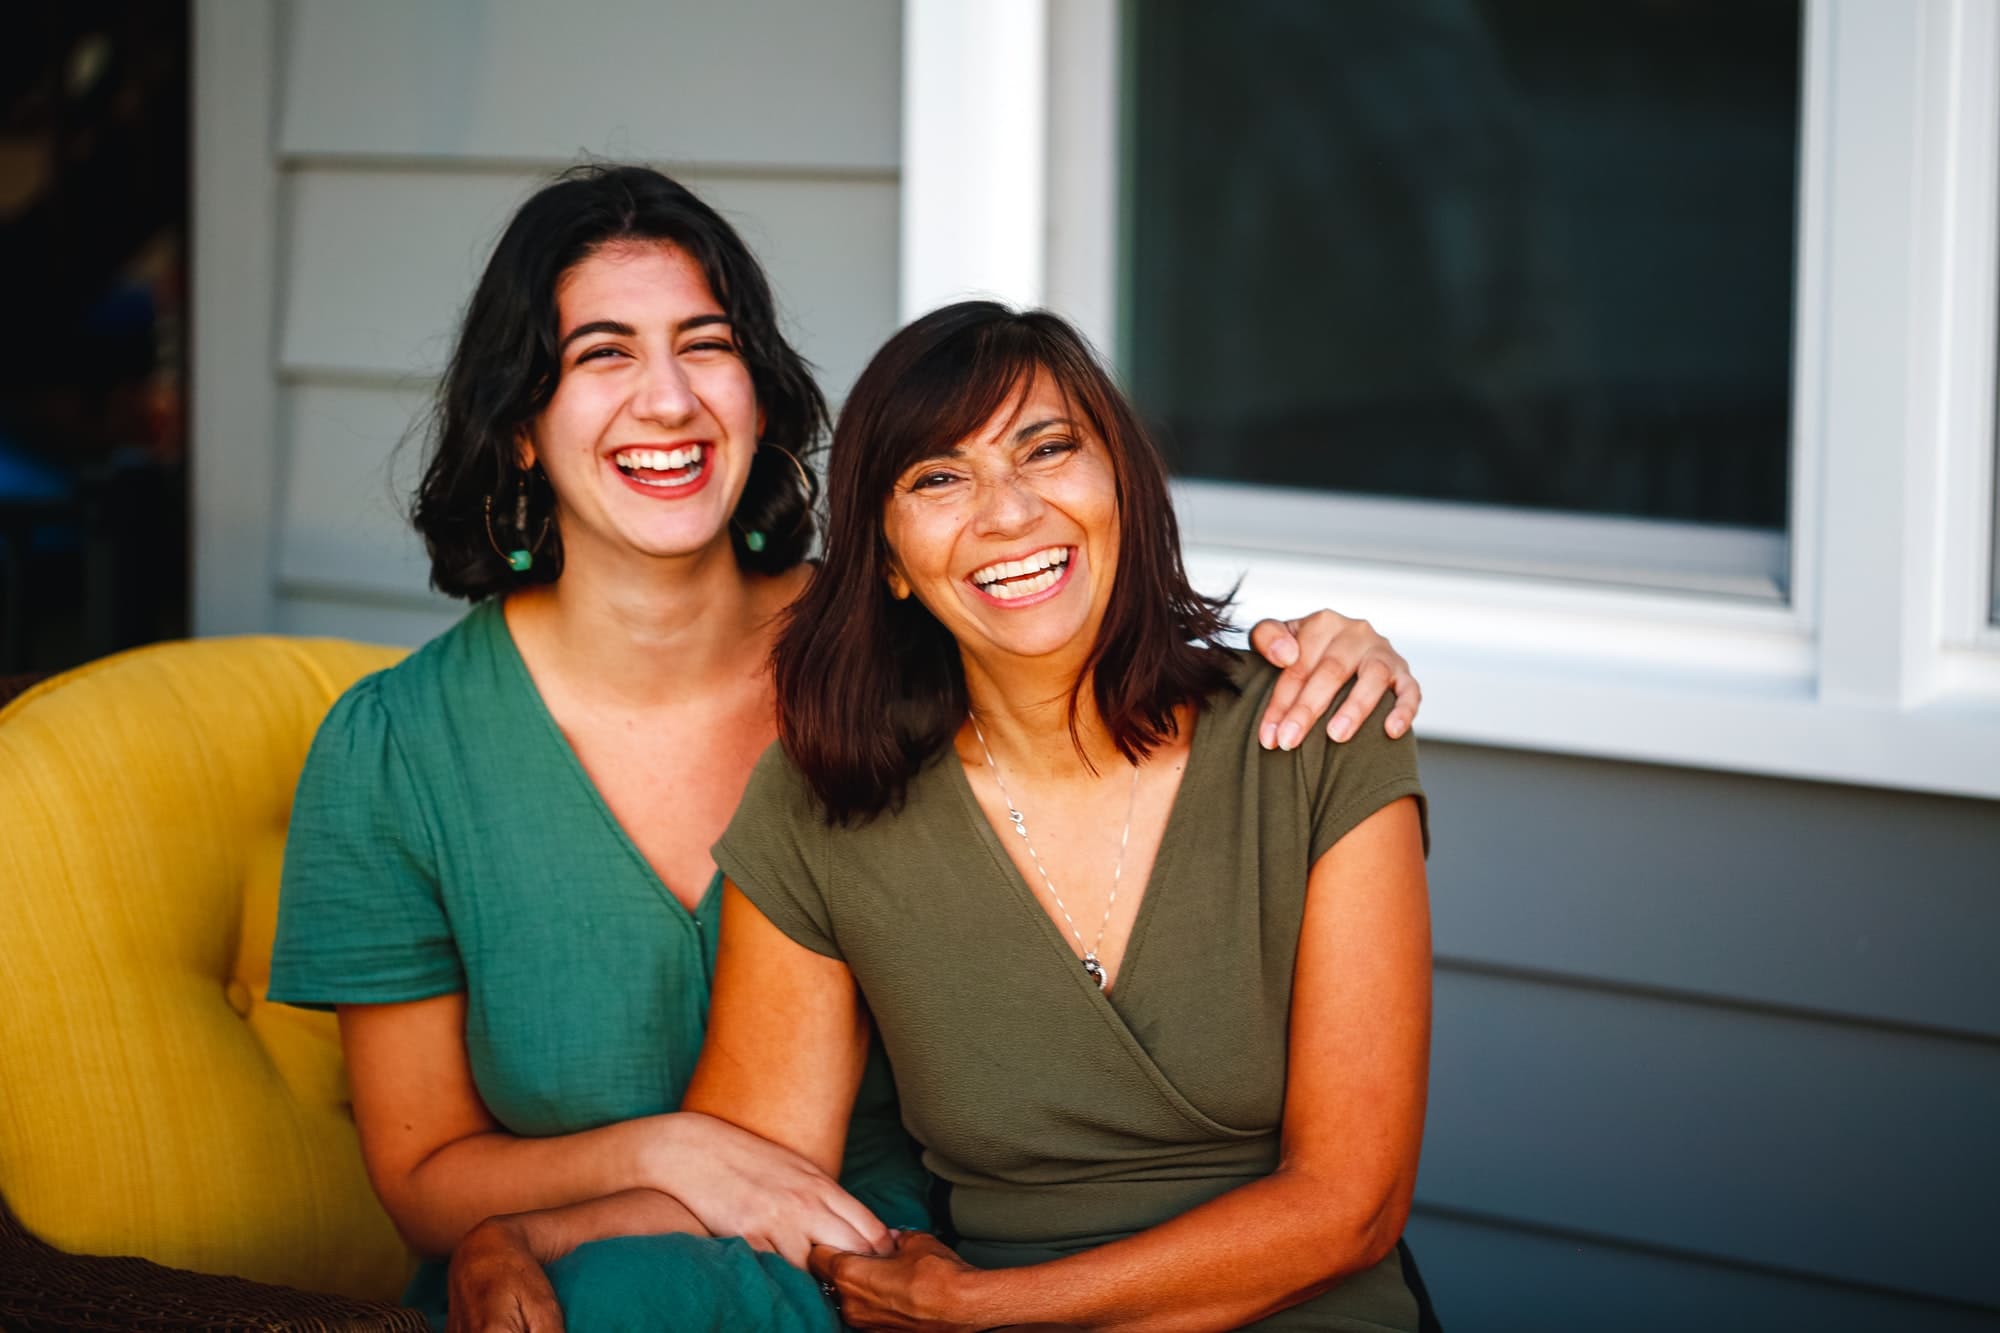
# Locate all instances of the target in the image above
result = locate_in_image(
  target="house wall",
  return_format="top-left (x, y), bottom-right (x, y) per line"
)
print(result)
top-left (191, 4), bottom-right (1999, 1329)
top-left (197, 0), bottom-right (902, 643)
top-left (1408, 740), bottom-right (2000, 1331)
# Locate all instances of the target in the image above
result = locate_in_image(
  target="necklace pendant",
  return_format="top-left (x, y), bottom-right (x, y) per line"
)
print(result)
top-left (1082, 954), bottom-right (1107, 989)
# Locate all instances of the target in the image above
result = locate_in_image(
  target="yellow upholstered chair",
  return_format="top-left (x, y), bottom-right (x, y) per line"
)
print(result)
top-left (0, 636), bottom-right (426, 1326)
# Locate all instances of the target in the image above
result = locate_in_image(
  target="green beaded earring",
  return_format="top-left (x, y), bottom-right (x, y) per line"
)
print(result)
top-left (731, 443), bottom-right (816, 558)
top-left (484, 477), bottom-right (549, 573)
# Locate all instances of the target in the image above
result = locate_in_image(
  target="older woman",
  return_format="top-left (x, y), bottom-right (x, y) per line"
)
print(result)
top-left (684, 303), bottom-right (1435, 1330)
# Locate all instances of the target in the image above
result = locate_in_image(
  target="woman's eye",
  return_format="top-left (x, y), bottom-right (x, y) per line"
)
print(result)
top-left (684, 339), bottom-right (738, 356)
top-left (910, 470), bottom-right (960, 491)
top-left (576, 345), bottom-right (625, 364)
top-left (1030, 439), bottom-right (1077, 461)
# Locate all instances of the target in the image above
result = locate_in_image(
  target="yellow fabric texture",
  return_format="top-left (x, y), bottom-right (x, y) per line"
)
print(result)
top-left (0, 636), bottom-right (414, 1299)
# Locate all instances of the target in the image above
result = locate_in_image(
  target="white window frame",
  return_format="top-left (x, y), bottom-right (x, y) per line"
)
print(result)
top-left (902, 0), bottom-right (2000, 800)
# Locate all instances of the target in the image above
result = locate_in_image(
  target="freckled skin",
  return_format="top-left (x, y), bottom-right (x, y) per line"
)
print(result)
top-left (882, 375), bottom-right (1123, 676)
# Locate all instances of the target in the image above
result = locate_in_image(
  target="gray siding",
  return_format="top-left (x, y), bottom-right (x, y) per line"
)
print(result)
top-left (251, 0), bottom-right (901, 642)
top-left (1406, 742), bottom-right (2000, 1329)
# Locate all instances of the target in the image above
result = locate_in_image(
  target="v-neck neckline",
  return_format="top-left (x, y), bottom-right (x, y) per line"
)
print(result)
top-left (483, 600), bottom-right (721, 921)
top-left (945, 697), bottom-right (1212, 1006)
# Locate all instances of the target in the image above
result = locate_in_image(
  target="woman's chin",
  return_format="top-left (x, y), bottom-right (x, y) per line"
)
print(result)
top-left (955, 611), bottom-right (1099, 667)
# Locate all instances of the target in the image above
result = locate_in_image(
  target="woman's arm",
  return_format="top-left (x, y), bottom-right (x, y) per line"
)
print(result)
top-left (340, 991), bottom-right (886, 1260)
top-left (1248, 610), bottom-right (1421, 749)
top-left (814, 797), bottom-right (1432, 1333)
top-left (676, 881), bottom-right (884, 1256)
top-left (679, 881), bottom-right (876, 1171)
top-left (446, 1190), bottom-right (702, 1333)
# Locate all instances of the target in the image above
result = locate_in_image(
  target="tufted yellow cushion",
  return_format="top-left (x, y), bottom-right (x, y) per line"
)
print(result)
top-left (0, 636), bottom-right (414, 1299)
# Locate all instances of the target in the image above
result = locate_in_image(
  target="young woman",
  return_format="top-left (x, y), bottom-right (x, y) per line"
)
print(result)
top-left (269, 165), bottom-right (1427, 1332)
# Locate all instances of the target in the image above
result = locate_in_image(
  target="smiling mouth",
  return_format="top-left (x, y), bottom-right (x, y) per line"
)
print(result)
top-left (969, 546), bottom-right (1072, 600)
top-left (613, 444), bottom-right (707, 487)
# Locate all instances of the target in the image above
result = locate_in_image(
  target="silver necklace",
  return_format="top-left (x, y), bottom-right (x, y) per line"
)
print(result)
top-left (969, 714), bottom-right (1139, 990)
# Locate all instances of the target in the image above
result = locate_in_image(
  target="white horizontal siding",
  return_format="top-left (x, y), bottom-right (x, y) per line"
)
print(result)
top-left (279, 0), bottom-right (900, 170)
top-left (276, 382), bottom-right (433, 600)
top-left (280, 167), bottom-right (898, 394)
top-left (275, 590), bottom-right (458, 647)
top-left (253, 0), bottom-right (903, 642)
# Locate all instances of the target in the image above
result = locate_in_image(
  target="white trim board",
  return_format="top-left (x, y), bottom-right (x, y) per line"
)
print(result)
top-left (190, 0), bottom-right (282, 635)
top-left (1201, 547), bottom-right (2000, 801)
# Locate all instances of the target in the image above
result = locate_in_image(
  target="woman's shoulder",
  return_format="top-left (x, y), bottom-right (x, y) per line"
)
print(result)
top-left (1191, 644), bottom-right (1275, 732)
top-left (1196, 645), bottom-right (1412, 776)
top-left (343, 602), bottom-right (501, 707)
top-left (734, 738), bottom-right (831, 825)
top-left (309, 603), bottom-right (501, 758)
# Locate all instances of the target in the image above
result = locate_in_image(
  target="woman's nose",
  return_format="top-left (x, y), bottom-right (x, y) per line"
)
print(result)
top-left (634, 357), bottom-right (698, 425)
top-left (973, 471), bottom-right (1044, 534)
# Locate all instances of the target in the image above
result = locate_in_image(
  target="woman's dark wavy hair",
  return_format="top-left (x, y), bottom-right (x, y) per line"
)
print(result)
top-left (413, 163), bottom-right (825, 598)
top-left (776, 302), bottom-right (1235, 823)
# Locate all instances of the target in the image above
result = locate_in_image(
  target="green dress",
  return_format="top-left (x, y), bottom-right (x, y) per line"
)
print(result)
top-left (268, 600), bottom-right (928, 1331)
top-left (715, 651), bottom-right (1428, 1332)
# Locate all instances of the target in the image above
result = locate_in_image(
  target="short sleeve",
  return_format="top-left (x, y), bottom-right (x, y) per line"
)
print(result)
top-left (268, 676), bottom-right (465, 1010)
top-left (711, 743), bottom-right (842, 961)
top-left (1305, 682), bottom-right (1429, 865)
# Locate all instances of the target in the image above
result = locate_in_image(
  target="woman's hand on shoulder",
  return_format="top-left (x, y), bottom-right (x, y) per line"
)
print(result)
top-left (1249, 609), bottom-right (1420, 750)
top-left (447, 1216), bottom-right (564, 1333)
top-left (650, 1111), bottom-right (894, 1269)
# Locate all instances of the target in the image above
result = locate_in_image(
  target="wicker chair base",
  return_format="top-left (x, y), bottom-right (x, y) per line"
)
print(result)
top-left (0, 1196), bottom-right (430, 1333)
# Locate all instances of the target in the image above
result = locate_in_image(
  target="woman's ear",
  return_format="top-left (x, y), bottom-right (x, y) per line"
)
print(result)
top-left (885, 564), bottom-right (912, 601)
top-left (516, 433), bottom-right (538, 471)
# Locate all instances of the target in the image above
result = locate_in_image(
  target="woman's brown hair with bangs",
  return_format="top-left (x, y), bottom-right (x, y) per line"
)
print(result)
top-left (775, 301), bottom-right (1235, 822)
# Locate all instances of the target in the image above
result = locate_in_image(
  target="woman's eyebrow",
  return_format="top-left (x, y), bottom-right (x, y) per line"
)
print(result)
top-left (558, 313), bottom-right (731, 351)
top-left (1013, 416), bottom-right (1078, 442)
top-left (559, 319), bottom-right (633, 351)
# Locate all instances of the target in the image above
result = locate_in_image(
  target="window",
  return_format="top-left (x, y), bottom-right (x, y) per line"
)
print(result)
top-left (1121, 0), bottom-right (1802, 595)
top-left (901, 0), bottom-right (2000, 798)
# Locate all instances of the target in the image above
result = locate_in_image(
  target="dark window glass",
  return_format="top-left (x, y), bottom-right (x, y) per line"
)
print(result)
top-left (1123, 0), bottom-right (1801, 531)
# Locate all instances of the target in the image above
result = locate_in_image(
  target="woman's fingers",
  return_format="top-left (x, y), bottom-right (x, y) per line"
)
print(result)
top-left (1247, 615), bottom-right (1305, 669)
top-left (1381, 669), bottom-right (1421, 741)
top-left (743, 1184), bottom-right (884, 1270)
top-left (517, 1284), bottom-right (567, 1333)
top-left (1323, 656), bottom-right (1395, 743)
top-left (1257, 618), bottom-right (1344, 749)
top-left (1250, 609), bottom-right (1422, 745)
top-left (806, 1242), bottom-right (846, 1287)
top-left (820, 1184), bottom-right (895, 1256)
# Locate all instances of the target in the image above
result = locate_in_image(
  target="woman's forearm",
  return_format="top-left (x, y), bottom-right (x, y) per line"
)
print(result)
top-left (480, 1188), bottom-right (709, 1264)
top-left (377, 1112), bottom-right (693, 1257)
top-left (950, 1168), bottom-right (1405, 1333)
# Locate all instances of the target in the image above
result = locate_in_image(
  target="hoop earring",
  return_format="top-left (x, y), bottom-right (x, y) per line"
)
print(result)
top-left (733, 443), bottom-right (818, 554)
top-left (485, 476), bottom-right (551, 572)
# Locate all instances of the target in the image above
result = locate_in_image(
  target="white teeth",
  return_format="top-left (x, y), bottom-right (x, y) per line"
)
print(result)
top-left (971, 547), bottom-right (1071, 592)
top-left (616, 445), bottom-right (704, 472)
top-left (627, 460), bottom-right (704, 487)
top-left (984, 567), bottom-right (1062, 599)
top-left (964, 544), bottom-right (1072, 588)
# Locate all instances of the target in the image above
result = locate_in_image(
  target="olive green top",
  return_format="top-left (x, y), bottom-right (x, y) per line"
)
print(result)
top-left (715, 650), bottom-right (1428, 1332)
